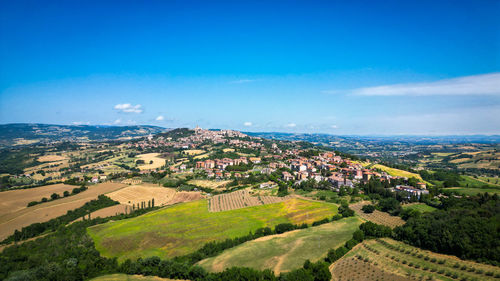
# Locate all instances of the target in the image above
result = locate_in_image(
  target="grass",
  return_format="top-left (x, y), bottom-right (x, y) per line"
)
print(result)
top-left (443, 187), bottom-right (500, 195)
top-left (458, 175), bottom-right (500, 189)
top-left (90, 274), bottom-right (179, 281)
top-left (88, 198), bottom-right (338, 261)
top-left (335, 238), bottom-right (500, 281)
top-left (402, 203), bottom-right (437, 213)
top-left (370, 164), bottom-right (428, 184)
top-left (197, 216), bottom-right (362, 273)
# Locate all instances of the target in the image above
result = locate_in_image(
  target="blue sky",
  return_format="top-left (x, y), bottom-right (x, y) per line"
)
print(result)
top-left (0, 0), bottom-right (499, 135)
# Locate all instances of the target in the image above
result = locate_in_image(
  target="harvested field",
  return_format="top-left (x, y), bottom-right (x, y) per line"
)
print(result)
top-left (0, 182), bottom-right (126, 241)
top-left (136, 153), bottom-right (166, 170)
top-left (89, 198), bottom-right (338, 261)
top-left (350, 201), bottom-right (405, 228)
top-left (73, 204), bottom-right (129, 222)
top-left (198, 216), bottom-right (361, 273)
top-left (37, 155), bottom-right (67, 162)
top-left (332, 238), bottom-right (500, 281)
top-left (91, 274), bottom-right (184, 281)
top-left (208, 190), bottom-right (292, 212)
top-left (107, 184), bottom-right (176, 206)
top-left (183, 149), bottom-right (205, 155)
top-left (187, 179), bottom-right (232, 190)
top-left (0, 183), bottom-right (76, 218)
top-left (169, 191), bottom-right (204, 204)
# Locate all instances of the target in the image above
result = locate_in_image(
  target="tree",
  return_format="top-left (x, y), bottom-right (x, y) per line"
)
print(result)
top-left (50, 193), bottom-right (60, 200)
top-left (361, 204), bottom-right (375, 213)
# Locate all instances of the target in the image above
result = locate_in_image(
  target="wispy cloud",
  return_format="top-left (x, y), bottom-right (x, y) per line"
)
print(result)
top-left (72, 121), bottom-right (90, 125)
top-left (285, 123), bottom-right (296, 128)
top-left (229, 79), bottom-right (257, 84)
top-left (114, 103), bottom-right (143, 113)
top-left (155, 115), bottom-right (164, 121)
top-left (323, 73), bottom-right (500, 96)
top-left (113, 119), bottom-right (122, 124)
top-left (243, 121), bottom-right (253, 126)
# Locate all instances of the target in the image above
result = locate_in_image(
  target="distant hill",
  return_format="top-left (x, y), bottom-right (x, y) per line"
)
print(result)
top-left (0, 123), bottom-right (168, 147)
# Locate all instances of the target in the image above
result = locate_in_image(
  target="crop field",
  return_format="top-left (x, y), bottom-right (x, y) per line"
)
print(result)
top-left (457, 175), bottom-right (500, 189)
top-left (0, 182), bottom-right (126, 241)
top-left (370, 164), bottom-right (424, 182)
top-left (73, 204), bottom-right (129, 222)
top-left (331, 238), bottom-right (500, 281)
top-left (91, 274), bottom-right (183, 281)
top-left (402, 203), bottom-right (437, 213)
top-left (187, 179), bottom-right (232, 190)
top-left (136, 153), bottom-right (166, 170)
top-left (208, 190), bottom-right (292, 212)
top-left (350, 201), bottom-right (405, 228)
top-left (37, 154), bottom-right (68, 162)
top-left (88, 198), bottom-right (338, 261)
top-left (183, 149), bottom-right (205, 155)
top-left (443, 187), bottom-right (500, 195)
top-left (198, 216), bottom-right (362, 273)
top-left (107, 184), bottom-right (177, 206)
top-left (0, 183), bottom-right (76, 218)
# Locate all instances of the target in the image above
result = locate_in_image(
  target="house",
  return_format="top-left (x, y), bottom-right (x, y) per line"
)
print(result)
top-left (392, 185), bottom-right (430, 199)
top-left (282, 171), bottom-right (294, 181)
top-left (249, 157), bottom-right (261, 164)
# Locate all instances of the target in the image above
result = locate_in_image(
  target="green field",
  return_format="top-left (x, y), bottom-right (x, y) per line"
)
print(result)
top-left (88, 198), bottom-right (338, 261)
top-left (402, 203), bottom-right (437, 213)
top-left (197, 216), bottom-right (362, 273)
top-left (458, 175), bottom-right (500, 189)
top-left (91, 274), bottom-right (177, 281)
top-left (443, 187), bottom-right (500, 195)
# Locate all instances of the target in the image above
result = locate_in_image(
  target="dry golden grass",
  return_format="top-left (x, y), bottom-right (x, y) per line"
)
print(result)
top-left (187, 179), bottom-right (232, 190)
top-left (107, 184), bottom-right (177, 206)
top-left (37, 155), bottom-right (67, 162)
top-left (0, 182), bottom-right (126, 241)
top-left (136, 153), bottom-right (166, 170)
top-left (183, 149), bottom-right (205, 155)
top-left (73, 204), bottom-right (129, 222)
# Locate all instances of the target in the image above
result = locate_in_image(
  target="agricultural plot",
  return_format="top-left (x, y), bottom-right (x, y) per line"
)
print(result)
top-left (370, 164), bottom-right (425, 182)
top-left (37, 154), bottom-right (68, 162)
top-left (136, 153), bottom-right (167, 170)
top-left (331, 257), bottom-right (411, 281)
top-left (402, 203), bottom-right (437, 213)
top-left (332, 238), bottom-right (500, 281)
top-left (350, 201), bottom-right (405, 228)
top-left (72, 204), bottom-right (129, 222)
top-left (0, 183), bottom-right (76, 218)
top-left (88, 198), bottom-right (338, 261)
top-left (443, 187), bottom-right (500, 195)
top-left (198, 216), bottom-right (361, 273)
top-left (107, 184), bottom-right (177, 207)
top-left (208, 190), bottom-right (292, 212)
top-left (183, 149), bottom-right (205, 155)
top-left (0, 182), bottom-right (126, 241)
top-left (187, 179), bottom-right (232, 190)
top-left (91, 274), bottom-right (183, 281)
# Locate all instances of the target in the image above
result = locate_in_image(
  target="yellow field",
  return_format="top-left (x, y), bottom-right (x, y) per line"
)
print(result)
top-left (187, 179), bottom-right (232, 189)
top-left (371, 164), bottom-right (424, 181)
top-left (223, 148), bottom-right (235, 152)
top-left (136, 153), bottom-right (166, 170)
top-left (107, 184), bottom-right (177, 206)
top-left (183, 149), bottom-right (205, 155)
top-left (37, 155), bottom-right (68, 162)
top-left (91, 274), bottom-right (183, 281)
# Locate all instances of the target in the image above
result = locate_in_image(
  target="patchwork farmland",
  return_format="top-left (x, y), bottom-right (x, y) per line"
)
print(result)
top-left (0, 182), bottom-right (126, 240)
top-left (208, 189), bottom-right (292, 212)
top-left (88, 198), bottom-right (338, 261)
top-left (350, 201), bottom-right (405, 228)
top-left (331, 238), bottom-right (500, 281)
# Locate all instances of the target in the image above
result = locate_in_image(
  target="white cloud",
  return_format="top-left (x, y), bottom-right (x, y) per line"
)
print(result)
top-left (331, 125), bottom-right (338, 129)
top-left (285, 123), bottom-right (297, 128)
top-left (114, 103), bottom-right (143, 113)
top-left (113, 119), bottom-right (122, 124)
top-left (324, 73), bottom-right (500, 96)
top-left (72, 121), bottom-right (90, 125)
top-left (229, 79), bottom-right (257, 84)
top-left (243, 121), bottom-right (253, 126)
top-left (156, 115), bottom-right (164, 121)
